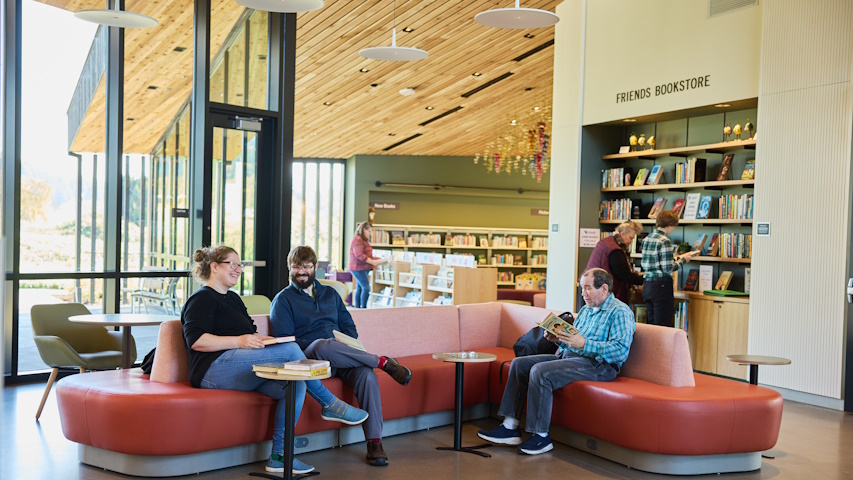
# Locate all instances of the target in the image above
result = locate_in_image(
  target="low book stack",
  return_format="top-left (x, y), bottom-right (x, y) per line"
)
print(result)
top-left (279, 359), bottom-right (331, 377)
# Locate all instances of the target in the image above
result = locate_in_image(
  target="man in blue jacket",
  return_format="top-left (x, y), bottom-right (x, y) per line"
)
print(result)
top-left (270, 246), bottom-right (412, 467)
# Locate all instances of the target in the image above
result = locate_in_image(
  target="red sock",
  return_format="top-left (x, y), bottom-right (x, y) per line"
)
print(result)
top-left (377, 357), bottom-right (387, 369)
top-left (368, 438), bottom-right (381, 444)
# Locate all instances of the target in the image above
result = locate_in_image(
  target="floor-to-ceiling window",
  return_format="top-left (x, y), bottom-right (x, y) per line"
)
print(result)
top-left (291, 160), bottom-right (346, 269)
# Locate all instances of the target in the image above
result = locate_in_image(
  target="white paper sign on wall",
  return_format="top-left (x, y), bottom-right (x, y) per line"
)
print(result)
top-left (579, 228), bottom-right (601, 248)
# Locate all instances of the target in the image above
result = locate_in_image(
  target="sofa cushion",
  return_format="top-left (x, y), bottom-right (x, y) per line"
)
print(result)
top-left (620, 323), bottom-right (695, 387)
top-left (458, 303), bottom-right (502, 351)
top-left (350, 305), bottom-right (460, 358)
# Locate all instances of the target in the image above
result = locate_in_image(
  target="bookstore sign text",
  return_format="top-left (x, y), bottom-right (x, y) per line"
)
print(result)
top-left (615, 74), bottom-right (711, 104)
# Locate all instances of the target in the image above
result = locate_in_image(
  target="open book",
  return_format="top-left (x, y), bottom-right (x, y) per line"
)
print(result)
top-left (333, 330), bottom-right (366, 352)
top-left (539, 312), bottom-right (579, 337)
top-left (262, 336), bottom-right (295, 346)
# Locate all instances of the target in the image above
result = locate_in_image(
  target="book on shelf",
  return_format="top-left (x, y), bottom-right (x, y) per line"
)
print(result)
top-left (633, 304), bottom-right (647, 324)
top-left (633, 232), bottom-right (648, 254)
top-left (479, 236), bottom-right (489, 247)
top-left (390, 230), bottom-right (406, 245)
top-left (539, 312), bottom-right (579, 336)
top-left (682, 193), bottom-right (701, 220)
top-left (671, 198), bottom-right (686, 218)
top-left (690, 157), bottom-right (707, 183)
top-left (691, 234), bottom-right (708, 254)
top-left (333, 330), bottom-right (366, 351)
top-left (634, 168), bottom-right (649, 186)
top-left (683, 269), bottom-right (700, 291)
top-left (262, 335), bottom-right (296, 346)
top-left (696, 195), bottom-right (713, 219)
top-left (715, 271), bottom-right (733, 290)
top-left (647, 164), bottom-right (663, 185)
top-left (741, 159), bottom-right (756, 180)
top-left (716, 154), bottom-right (734, 181)
top-left (647, 197), bottom-right (667, 218)
top-left (282, 359), bottom-right (330, 371)
top-left (707, 233), bottom-right (719, 256)
top-left (698, 265), bottom-right (714, 292)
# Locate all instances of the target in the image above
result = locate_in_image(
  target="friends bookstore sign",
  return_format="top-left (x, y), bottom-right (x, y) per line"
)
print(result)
top-left (615, 74), bottom-right (711, 104)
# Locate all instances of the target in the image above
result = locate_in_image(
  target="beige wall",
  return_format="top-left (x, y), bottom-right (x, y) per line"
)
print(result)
top-left (582, 0), bottom-right (761, 125)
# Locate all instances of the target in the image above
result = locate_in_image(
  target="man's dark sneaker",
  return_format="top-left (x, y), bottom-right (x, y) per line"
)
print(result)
top-left (382, 357), bottom-right (412, 386)
top-left (517, 434), bottom-right (554, 455)
top-left (366, 440), bottom-right (389, 466)
top-left (477, 425), bottom-right (523, 445)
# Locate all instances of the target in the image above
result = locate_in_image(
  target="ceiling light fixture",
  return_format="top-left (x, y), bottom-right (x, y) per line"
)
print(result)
top-left (359, 68), bottom-right (370, 73)
top-left (360, 0), bottom-right (428, 61)
top-left (715, 103), bottom-right (731, 108)
top-left (234, 0), bottom-right (324, 13)
top-left (474, 0), bottom-right (559, 29)
top-left (623, 118), bottom-right (637, 122)
top-left (402, 26), bottom-right (414, 32)
top-left (75, 5), bottom-right (158, 28)
top-left (472, 72), bottom-right (483, 77)
top-left (425, 106), bottom-right (434, 110)
top-left (323, 101), bottom-right (332, 106)
top-left (399, 88), bottom-right (416, 96)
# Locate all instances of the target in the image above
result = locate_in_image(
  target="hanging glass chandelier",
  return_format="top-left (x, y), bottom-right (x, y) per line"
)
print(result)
top-left (473, 105), bottom-right (552, 183)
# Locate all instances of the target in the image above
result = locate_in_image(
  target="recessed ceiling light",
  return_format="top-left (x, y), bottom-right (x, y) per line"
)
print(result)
top-left (525, 87), bottom-right (533, 92)
top-left (510, 119), bottom-right (517, 125)
top-left (323, 101), bottom-right (332, 106)
top-left (173, 46), bottom-right (186, 52)
top-left (399, 88), bottom-right (416, 96)
top-left (533, 106), bottom-right (540, 111)
top-left (311, 132), bottom-right (317, 136)
top-left (359, 68), bottom-right (370, 73)
top-left (127, 118), bottom-right (135, 121)
top-left (715, 103), bottom-right (731, 108)
top-left (472, 72), bottom-right (483, 77)
top-left (388, 133), bottom-right (396, 136)
top-left (147, 85), bottom-right (158, 90)
top-left (623, 118), bottom-right (637, 122)
top-left (523, 33), bottom-right (535, 39)
top-left (425, 106), bottom-right (434, 110)
top-left (402, 26), bottom-right (414, 32)
top-left (370, 83), bottom-right (379, 88)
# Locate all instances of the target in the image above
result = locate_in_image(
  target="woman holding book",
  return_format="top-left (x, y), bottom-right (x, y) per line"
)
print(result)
top-left (640, 211), bottom-right (697, 327)
top-left (182, 245), bottom-right (368, 475)
top-left (348, 221), bottom-right (388, 308)
top-left (584, 220), bottom-right (644, 305)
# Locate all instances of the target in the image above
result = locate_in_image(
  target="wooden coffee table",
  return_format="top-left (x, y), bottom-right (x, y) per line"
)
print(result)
top-left (432, 352), bottom-right (497, 457)
top-left (726, 354), bottom-right (791, 385)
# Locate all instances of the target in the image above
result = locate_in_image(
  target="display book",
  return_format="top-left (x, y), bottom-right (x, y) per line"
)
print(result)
top-left (252, 359), bottom-right (331, 377)
top-left (539, 312), bottom-right (579, 337)
top-left (333, 330), bottom-right (366, 351)
top-left (262, 335), bottom-right (295, 346)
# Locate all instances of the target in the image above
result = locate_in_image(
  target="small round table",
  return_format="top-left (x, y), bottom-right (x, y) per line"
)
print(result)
top-left (69, 313), bottom-right (176, 369)
top-left (251, 370), bottom-right (331, 480)
top-left (432, 352), bottom-right (497, 457)
top-left (726, 354), bottom-right (791, 385)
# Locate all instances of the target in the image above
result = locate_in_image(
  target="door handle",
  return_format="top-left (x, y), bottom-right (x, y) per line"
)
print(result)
top-left (847, 278), bottom-right (853, 304)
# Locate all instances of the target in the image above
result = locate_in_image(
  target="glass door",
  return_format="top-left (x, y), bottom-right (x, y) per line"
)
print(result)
top-left (210, 116), bottom-right (261, 295)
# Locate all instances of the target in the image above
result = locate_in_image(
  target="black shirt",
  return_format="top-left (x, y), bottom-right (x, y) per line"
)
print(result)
top-left (181, 286), bottom-right (256, 388)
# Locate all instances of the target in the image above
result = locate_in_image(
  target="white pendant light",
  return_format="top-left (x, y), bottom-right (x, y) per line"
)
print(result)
top-left (474, 0), bottom-right (559, 29)
top-left (360, 1), bottom-right (428, 62)
top-left (235, 0), bottom-right (324, 13)
top-left (75, 7), bottom-right (158, 28)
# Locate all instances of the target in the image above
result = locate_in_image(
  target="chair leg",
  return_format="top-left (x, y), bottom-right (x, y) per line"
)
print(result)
top-left (80, 368), bottom-right (86, 374)
top-left (36, 368), bottom-right (59, 421)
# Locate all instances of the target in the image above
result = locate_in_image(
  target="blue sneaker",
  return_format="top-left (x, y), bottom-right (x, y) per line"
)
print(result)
top-left (321, 398), bottom-right (369, 425)
top-left (517, 434), bottom-right (553, 455)
top-left (477, 425), bottom-right (522, 445)
top-left (266, 454), bottom-right (315, 474)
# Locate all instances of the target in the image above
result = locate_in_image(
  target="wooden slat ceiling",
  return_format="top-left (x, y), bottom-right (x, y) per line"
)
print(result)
top-left (40, 0), bottom-right (558, 159)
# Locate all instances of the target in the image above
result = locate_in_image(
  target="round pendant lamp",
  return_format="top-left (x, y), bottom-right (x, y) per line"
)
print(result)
top-left (359, 1), bottom-right (428, 61)
top-left (235, 0), bottom-right (324, 13)
top-left (75, 8), bottom-right (158, 28)
top-left (474, 0), bottom-right (559, 29)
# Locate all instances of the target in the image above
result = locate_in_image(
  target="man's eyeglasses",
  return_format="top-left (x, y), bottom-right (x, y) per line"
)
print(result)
top-left (223, 261), bottom-right (245, 271)
top-left (291, 263), bottom-right (314, 272)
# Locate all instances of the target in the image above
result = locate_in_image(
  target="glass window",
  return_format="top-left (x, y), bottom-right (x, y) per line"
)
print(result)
top-left (291, 161), bottom-right (346, 268)
top-left (247, 11), bottom-right (268, 109)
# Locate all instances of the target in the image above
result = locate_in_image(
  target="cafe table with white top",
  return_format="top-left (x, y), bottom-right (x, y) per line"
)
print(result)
top-left (68, 313), bottom-right (177, 369)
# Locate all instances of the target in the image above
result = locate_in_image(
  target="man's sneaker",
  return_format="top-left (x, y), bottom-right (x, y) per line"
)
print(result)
top-left (517, 434), bottom-right (554, 455)
top-left (321, 398), bottom-right (369, 425)
top-left (382, 357), bottom-right (412, 386)
top-left (266, 454), bottom-right (315, 474)
top-left (477, 425), bottom-right (522, 445)
top-left (366, 440), bottom-right (389, 466)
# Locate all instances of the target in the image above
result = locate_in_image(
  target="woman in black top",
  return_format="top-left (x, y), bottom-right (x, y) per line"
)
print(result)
top-left (182, 245), bottom-right (368, 474)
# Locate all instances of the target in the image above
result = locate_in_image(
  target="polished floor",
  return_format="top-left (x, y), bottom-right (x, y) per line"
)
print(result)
top-left (2, 380), bottom-right (852, 480)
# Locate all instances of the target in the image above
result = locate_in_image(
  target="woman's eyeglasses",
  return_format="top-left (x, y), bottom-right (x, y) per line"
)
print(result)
top-left (223, 261), bottom-right (245, 271)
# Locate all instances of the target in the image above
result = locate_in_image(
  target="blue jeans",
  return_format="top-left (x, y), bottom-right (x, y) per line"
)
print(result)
top-left (201, 342), bottom-right (335, 454)
top-left (351, 269), bottom-right (371, 308)
top-left (498, 351), bottom-right (618, 435)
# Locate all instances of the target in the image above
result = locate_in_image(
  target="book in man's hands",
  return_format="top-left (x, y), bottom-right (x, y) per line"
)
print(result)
top-left (262, 336), bottom-right (296, 346)
top-left (333, 330), bottom-right (366, 351)
top-left (539, 312), bottom-right (579, 337)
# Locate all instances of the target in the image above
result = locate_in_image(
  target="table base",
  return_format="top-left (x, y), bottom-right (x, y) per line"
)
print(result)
top-left (250, 471), bottom-right (320, 480)
top-left (436, 444), bottom-right (492, 458)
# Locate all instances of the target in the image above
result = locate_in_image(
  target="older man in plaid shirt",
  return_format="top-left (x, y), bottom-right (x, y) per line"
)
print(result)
top-left (478, 268), bottom-right (635, 455)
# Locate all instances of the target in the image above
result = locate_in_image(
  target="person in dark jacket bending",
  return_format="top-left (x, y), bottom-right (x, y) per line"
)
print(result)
top-left (584, 220), bottom-right (644, 305)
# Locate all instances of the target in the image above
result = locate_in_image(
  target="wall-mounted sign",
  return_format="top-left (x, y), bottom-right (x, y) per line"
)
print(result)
top-left (579, 228), bottom-right (601, 248)
top-left (531, 209), bottom-right (549, 216)
top-left (615, 74), bottom-right (711, 104)
top-left (756, 222), bottom-right (770, 236)
top-left (370, 202), bottom-right (399, 210)
top-left (172, 208), bottom-right (189, 218)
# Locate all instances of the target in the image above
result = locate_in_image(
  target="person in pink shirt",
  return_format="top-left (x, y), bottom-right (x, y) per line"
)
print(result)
top-left (348, 221), bottom-right (387, 308)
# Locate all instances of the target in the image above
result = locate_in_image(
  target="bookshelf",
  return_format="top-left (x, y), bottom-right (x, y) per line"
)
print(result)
top-left (368, 261), bottom-right (408, 308)
top-left (394, 264), bottom-right (440, 307)
top-left (424, 266), bottom-right (497, 306)
top-left (371, 224), bottom-right (548, 289)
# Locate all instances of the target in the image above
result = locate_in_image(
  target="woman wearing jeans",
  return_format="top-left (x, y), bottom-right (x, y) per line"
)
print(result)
top-left (348, 222), bottom-right (387, 308)
top-left (182, 245), bottom-right (368, 475)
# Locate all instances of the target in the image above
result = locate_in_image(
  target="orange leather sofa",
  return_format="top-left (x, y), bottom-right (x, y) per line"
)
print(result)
top-left (56, 302), bottom-right (782, 477)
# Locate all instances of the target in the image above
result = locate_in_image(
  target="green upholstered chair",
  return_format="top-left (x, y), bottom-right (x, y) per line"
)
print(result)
top-left (240, 294), bottom-right (272, 316)
top-left (30, 303), bottom-right (132, 420)
top-left (318, 279), bottom-right (349, 305)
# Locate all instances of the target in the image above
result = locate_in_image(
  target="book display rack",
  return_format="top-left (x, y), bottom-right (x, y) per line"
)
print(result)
top-left (368, 262), bottom-right (496, 307)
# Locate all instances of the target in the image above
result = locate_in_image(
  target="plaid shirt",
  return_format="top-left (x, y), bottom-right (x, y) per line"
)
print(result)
top-left (558, 294), bottom-right (635, 367)
top-left (640, 228), bottom-right (683, 279)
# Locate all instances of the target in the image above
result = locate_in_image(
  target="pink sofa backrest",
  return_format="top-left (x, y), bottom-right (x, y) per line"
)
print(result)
top-left (620, 323), bottom-right (695, 387)
top-left (350, 305), bottom-right (460, 358)
top-left (458, 302), bottom-right (552, 350)
top-left (150, 315), bottom-right (270, 383)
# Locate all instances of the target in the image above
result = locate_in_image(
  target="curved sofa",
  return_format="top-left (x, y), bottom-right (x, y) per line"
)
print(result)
top-left (56, 302), bottom-right (782, 477)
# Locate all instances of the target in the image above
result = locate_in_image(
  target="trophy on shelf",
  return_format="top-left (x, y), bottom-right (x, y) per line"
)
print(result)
top-left (638, 133), bottom-right (646, 149)
top-left (733, 122), bottom-right (743, 141)
top-left (744, 119), bottom-right (754, 139)
top-left (629, 133), bottom-right (638, 151)
top-left (647, 135), bottom-right (655, 150)
top-left (723, 123), bottom-right (733, 142)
